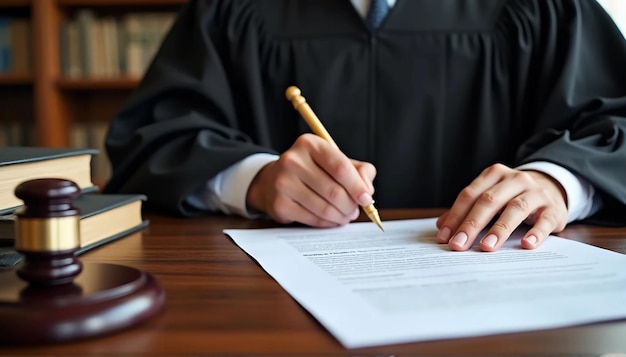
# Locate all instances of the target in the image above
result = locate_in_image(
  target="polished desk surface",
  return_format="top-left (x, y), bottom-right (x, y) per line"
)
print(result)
top-left (3, 209), bottom-right (626, 355)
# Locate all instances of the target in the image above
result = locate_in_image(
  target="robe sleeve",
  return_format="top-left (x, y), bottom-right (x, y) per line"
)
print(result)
top-left (103, 0), bottom-right (276, 216)
top-left (503, 0), bottom-right (626, 225)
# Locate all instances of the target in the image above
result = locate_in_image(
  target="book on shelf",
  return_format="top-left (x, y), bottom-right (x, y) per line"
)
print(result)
top-left (0, 121), bottom-right (34, 147)
top-left (59, 9), bottom-right (176, 79)
top-left (0, 146), bottom-right (98, 215)
top-left (0, 17), bottom-right (32, 74)
top-left (0, 193), bottom-right (149, 267)
top-left (0, 17), bottom-right (8, 72)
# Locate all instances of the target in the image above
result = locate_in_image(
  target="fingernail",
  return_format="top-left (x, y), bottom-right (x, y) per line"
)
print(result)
top-left (481, 234), bottom-right (498, 248)
top-left (524, 235), bottom-right (538, 246)
top-left (450, 232), bottom-right (468, 247)
top-left (358, 193), bottom-right (372, 206)
top-left (437, 227), bottom-right (451, 242)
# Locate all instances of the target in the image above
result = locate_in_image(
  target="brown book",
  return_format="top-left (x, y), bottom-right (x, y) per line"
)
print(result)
top-left (0, 193), bottom-right (149, 267)
top-left (0, 147), bottom-right (98, 214)
top-left (8, 18), bottom-right (31, 74)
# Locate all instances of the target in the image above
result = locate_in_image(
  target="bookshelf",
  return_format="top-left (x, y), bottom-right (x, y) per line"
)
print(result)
top-left (0, 0), bottom-right (184, 186)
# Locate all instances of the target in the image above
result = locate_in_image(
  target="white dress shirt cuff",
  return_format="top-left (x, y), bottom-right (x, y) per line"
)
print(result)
top-left (187, 153), bottom-right (279, 218)
top-left (516, 161), bottom-right (600, 223)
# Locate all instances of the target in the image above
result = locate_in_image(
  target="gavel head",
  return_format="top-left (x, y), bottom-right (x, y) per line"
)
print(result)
top-left (13, 178), bottom-right (82, 286)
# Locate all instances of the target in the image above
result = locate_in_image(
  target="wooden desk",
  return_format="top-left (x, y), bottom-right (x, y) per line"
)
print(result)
top-left (3, 209), bottom-right (626, 355)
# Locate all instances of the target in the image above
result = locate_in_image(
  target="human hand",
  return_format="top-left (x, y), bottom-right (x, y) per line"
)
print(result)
top-left (246, 133), bottom-right (376, 227)
top-left (436, 163), bottom-right (568, 252)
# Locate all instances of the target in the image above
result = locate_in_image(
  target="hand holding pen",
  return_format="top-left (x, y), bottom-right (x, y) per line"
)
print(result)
top-left (244, 87), bottom-right (381, 230)
top-left (286, 86), bottom-right (383, 231)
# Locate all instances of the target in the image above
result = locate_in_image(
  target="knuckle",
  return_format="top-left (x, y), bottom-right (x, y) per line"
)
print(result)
top-left (442, 211), bottom-right (463, 227)
top-left (509, 196), bottom-right (530, 212)
top-left (513, 171), bottom-right (533, 185)
top-left (481, 165), bottom-right (497, 176)
top-left (458, 187), bottom-right (479, 203)
top-left (477, 190), bottom-right (498, 207)
top-left (492, 220), bottom-right (513, 232)
top-left (493, 162), bottom-right (508, 170)
top-left (541, 212), bottom-right (564, 231)
top-left (326, 185), bottom-right (343, 202)
top-left (273, 174), bottom-right (290, 192)
top-left (461, 218), bottom-right (481, 230)
top-left (542, 216), bottom-right (556, 231)
top-left (279, 151), bottom-right (299, 170)
top-left (484, 163), bottom-right (507, 175)
top-left (319, 203), bottom-right (336, 220)
top-left (295, 133), bottom-right (317, 148)
top-left (330, 159), bottom-right (352, 179)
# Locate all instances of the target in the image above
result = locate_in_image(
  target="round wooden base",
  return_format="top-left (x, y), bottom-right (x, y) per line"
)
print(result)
top-left (0, 262), bottom-right (165, 344)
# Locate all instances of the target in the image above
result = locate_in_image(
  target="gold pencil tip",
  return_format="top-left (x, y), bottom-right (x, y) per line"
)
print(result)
top-left (364, 205), bottom-right (384, 232)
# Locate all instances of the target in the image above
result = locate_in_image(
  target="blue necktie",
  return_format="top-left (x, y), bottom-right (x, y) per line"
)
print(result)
top-left (365, 0), bottom-right (390, 29)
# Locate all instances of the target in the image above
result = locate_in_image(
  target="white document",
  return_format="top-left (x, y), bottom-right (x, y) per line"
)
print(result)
top-left (224, 218), bottom-right (626, 348)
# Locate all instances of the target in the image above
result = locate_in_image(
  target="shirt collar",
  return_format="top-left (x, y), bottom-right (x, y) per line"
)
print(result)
top-left (350, 0), bottom-right (397, 19)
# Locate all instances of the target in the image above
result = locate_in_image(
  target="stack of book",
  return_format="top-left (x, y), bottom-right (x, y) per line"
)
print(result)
top-left (0, 146), bottom-right (148, 268)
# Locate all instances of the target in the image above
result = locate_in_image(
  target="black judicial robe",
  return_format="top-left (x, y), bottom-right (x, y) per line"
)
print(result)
top-left (104, 0), bottom-right (626, 224)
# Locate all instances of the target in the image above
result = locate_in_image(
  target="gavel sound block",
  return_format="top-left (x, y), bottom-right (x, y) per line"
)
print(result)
top-left (0, 178), bottom-right (165, 344)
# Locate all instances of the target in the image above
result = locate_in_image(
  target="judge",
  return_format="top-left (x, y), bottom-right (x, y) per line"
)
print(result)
top-left (104, 0), bottom-right (626, 252)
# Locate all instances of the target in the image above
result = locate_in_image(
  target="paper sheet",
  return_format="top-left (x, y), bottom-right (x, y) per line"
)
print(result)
top-left (224, 218), bottom-right (626, 348)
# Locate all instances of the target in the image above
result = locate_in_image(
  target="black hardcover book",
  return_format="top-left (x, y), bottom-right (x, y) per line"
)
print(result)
top-left (0, 146), bottom-right (99, 214)
top-left (0, 193), bottom-right (149, 269)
